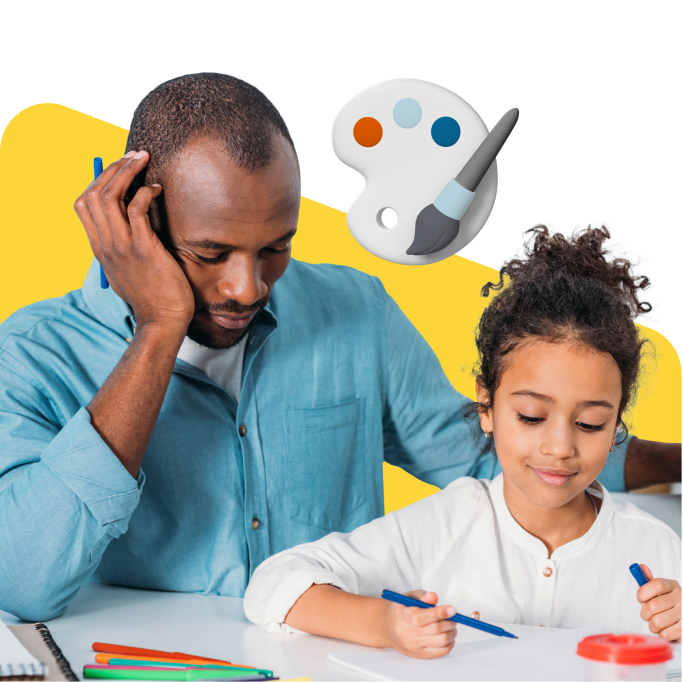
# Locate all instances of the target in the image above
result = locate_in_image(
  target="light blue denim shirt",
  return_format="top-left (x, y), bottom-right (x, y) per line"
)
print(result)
top-left (0, 258), bottom-right (628, 620)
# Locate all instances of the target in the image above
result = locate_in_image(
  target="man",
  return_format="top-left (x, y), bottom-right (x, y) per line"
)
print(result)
top-left (0, 73), bottom-right (679, 621)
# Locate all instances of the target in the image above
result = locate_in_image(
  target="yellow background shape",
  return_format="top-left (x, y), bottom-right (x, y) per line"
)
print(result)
top-left (0, 104), bottom-right (680, 513)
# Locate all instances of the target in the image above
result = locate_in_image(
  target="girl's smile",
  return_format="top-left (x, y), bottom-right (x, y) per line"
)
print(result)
top-left (528, 466), bottom-right (577, 487)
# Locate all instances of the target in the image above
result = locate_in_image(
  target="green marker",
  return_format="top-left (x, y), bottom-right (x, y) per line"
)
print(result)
top-left (83, 665), bottom-right (273, 680)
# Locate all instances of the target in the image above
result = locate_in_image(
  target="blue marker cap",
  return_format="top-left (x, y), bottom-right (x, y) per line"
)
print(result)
top-left (629, 562), bottom-right (649, 587)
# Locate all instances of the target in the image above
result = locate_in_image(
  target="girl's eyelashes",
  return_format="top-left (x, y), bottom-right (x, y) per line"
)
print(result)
top-left (517, 413), bottom-right (544, 425)
top-left (516, 412), bottom-right (606, 432)
top-left (577, 422), bottom-right (606, 432)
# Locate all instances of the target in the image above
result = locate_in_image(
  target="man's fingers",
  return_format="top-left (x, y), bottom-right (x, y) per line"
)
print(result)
top-left (74, 196), bottom-right (104, 261)
top-left (82, 151), bottom-right (147, 255)
top-left (100, 150), bottom-right (151, 210)
top-left (404, 590), bottom-right (428, 601)
top-left (88, 151), bottom-right (137, 195)
top-left (127, 185), bottom-right (164, 243)
top-left (75, 152), bottom-right (135, 253)
top-left (641, 564), bottom-right (654, 581)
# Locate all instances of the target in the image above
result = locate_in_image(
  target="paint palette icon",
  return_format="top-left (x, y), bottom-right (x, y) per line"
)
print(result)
top-left (333, 78), bottom-right (499, 265)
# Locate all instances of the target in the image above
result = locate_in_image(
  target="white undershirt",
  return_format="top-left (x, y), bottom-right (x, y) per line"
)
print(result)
top-left (176, 333), bottom-right (249, 403)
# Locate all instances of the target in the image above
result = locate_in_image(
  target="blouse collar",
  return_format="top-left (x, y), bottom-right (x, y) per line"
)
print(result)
top-left (487, 473), bottom-right (614, 561)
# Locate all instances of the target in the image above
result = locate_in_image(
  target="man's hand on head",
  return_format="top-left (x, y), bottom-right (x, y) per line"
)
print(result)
top-left (74, 150), bottom-right (195, 333)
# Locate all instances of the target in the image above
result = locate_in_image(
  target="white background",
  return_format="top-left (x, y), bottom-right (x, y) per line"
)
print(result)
top-left (2, 1), bottom-right (682, 354)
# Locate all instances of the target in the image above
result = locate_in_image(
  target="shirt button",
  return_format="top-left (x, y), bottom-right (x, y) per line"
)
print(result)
top-left (238, 424), bottom-right (247, 437)
top-left (543, 567), bottom-right (553, 577)
top-left (471, 611), bottom-right (480, 620)
top-left (252, 517), bottom-right (260, 530)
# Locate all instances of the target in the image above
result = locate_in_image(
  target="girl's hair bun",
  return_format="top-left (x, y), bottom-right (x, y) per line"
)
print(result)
top-left (482, 225), bottom-right (651, 316)
top-left (472, 225), bottom-right (652, 431)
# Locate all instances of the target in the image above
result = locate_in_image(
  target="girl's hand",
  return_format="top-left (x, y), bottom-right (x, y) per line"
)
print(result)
top-left (638, 564), bottom-right (682, 642)
top-left (382, 590), bottom-right (457, 658)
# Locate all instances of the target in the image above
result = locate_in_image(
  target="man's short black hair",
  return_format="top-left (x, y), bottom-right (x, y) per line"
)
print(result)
top-left (126, 72), bottom-right (297, 186)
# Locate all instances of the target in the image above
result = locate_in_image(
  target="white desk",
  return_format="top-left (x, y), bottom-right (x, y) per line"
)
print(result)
top-left (1, 584), bottom-right (680, 681)
top-left (1, 583), bottom-right (374, 681)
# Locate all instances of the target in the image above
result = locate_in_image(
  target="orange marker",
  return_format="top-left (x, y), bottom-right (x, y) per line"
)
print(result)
top-left (92, 644), bottom-right (252, 669)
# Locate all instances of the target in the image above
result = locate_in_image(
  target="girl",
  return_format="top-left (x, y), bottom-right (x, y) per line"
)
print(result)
top-left (244, 226), bottom-right (681, 658)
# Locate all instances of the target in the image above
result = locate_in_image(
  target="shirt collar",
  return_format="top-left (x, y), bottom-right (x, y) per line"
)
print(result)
top-left (488, 472), bottom-right (614, 561)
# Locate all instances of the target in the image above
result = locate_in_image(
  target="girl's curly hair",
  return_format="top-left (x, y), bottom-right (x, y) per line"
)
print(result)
top-left (472, 225), bottom-right (651, 439)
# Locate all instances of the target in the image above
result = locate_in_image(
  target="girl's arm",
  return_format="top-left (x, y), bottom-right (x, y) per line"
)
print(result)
top-left (243, 481), bottom-right (483, 655)
top-left (285, 584), bottom-right (457, 658)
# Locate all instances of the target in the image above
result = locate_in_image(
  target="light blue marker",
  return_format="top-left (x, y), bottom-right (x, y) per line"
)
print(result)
top-left (93, 157), bottom-right (109, 289)
top-left (630, 562), bottom-right (650, 587)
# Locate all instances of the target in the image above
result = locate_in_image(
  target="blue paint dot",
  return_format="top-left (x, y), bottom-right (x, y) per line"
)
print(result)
top-left (431, 117), bottom-right (461, 147)
top-left (393, 98), bottom-right (422, 129)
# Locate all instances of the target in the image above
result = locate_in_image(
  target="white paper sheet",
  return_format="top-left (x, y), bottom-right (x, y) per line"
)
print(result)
top-left (328, 623), bottom-right (682, 681)
top-left (0, 617), bottom-right (46, 678)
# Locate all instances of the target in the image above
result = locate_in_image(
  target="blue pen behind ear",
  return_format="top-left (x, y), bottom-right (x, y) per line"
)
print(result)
top-left (93, 157), bottom-right (109, 289)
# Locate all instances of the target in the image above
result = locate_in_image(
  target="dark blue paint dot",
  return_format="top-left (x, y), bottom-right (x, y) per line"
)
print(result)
top-left (431, 117), bottom-right (461, 147)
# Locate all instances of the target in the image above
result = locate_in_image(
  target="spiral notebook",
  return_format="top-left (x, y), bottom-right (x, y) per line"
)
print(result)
top-left (1, 620), bottom-right (77, 681)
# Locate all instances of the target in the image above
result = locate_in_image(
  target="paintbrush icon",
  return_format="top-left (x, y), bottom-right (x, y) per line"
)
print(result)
top-left (407, 108), bottom-right (519, 256)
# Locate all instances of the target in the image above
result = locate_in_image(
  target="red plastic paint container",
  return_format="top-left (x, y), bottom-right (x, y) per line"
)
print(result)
top-left (577, 634), bottom-right (673, 680)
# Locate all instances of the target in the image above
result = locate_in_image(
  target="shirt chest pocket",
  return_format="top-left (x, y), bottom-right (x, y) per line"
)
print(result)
top-left (283, 397), bottom-right (366, 531)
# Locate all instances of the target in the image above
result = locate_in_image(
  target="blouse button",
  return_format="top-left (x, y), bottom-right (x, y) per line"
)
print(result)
top-left (238, 424), bottom-right (247, 437)
top-left (252, 517), bottom-right (260, 530)
top-left (543, 567), bottom-right (553, 577)
top-left (471, 611), bottom-right (480, 620)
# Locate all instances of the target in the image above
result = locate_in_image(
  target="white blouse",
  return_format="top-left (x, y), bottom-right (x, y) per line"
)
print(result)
top-left (244, 475), bottom-right (681, 635)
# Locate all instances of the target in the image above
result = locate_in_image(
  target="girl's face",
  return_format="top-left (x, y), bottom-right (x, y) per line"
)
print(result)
top-left (477, 339), bottom-right (622, 509)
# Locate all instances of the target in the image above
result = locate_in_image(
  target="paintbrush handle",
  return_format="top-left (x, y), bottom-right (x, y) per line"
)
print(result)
top-left (455, 108), bottom-right (519, 191)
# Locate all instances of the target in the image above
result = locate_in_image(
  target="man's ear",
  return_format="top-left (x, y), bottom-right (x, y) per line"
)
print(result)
top-left (475, 382), bottom-right (493, 434)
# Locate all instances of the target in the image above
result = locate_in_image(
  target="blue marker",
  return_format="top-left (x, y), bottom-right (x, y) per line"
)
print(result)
top-left (93, 157), bottom-right (109, 289)
top-left (629, 562), bottom-right (649, 587)
top-left (382, 589), bottom-right (517, 639)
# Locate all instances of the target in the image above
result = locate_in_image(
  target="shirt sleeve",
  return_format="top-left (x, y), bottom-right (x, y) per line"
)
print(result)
top-left (244, 482), bottom-right (481, 633)
top-left (378, 283), bottom-right (629, 492)
top-left (0, 355), bottom-right (145, 621)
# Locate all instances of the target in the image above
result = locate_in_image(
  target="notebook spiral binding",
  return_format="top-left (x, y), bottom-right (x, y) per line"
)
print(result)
top-left (34, 623), bottom-right (77, 681)
top-left (0, 662), bottom-right (46, 680)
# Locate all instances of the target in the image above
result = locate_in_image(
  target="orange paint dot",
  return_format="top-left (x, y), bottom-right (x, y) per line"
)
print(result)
top-left (353, 117), bottom-right (383, 147)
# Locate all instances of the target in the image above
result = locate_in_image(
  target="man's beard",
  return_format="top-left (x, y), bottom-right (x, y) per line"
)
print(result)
top-left (186, 294), bottom-right (271, 349)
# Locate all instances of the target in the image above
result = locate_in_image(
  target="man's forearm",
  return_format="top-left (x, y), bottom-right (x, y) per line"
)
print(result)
top-left (87, 322), bottom-right (186, 477)
top-left (625, 437), bottom-right (682, 491)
